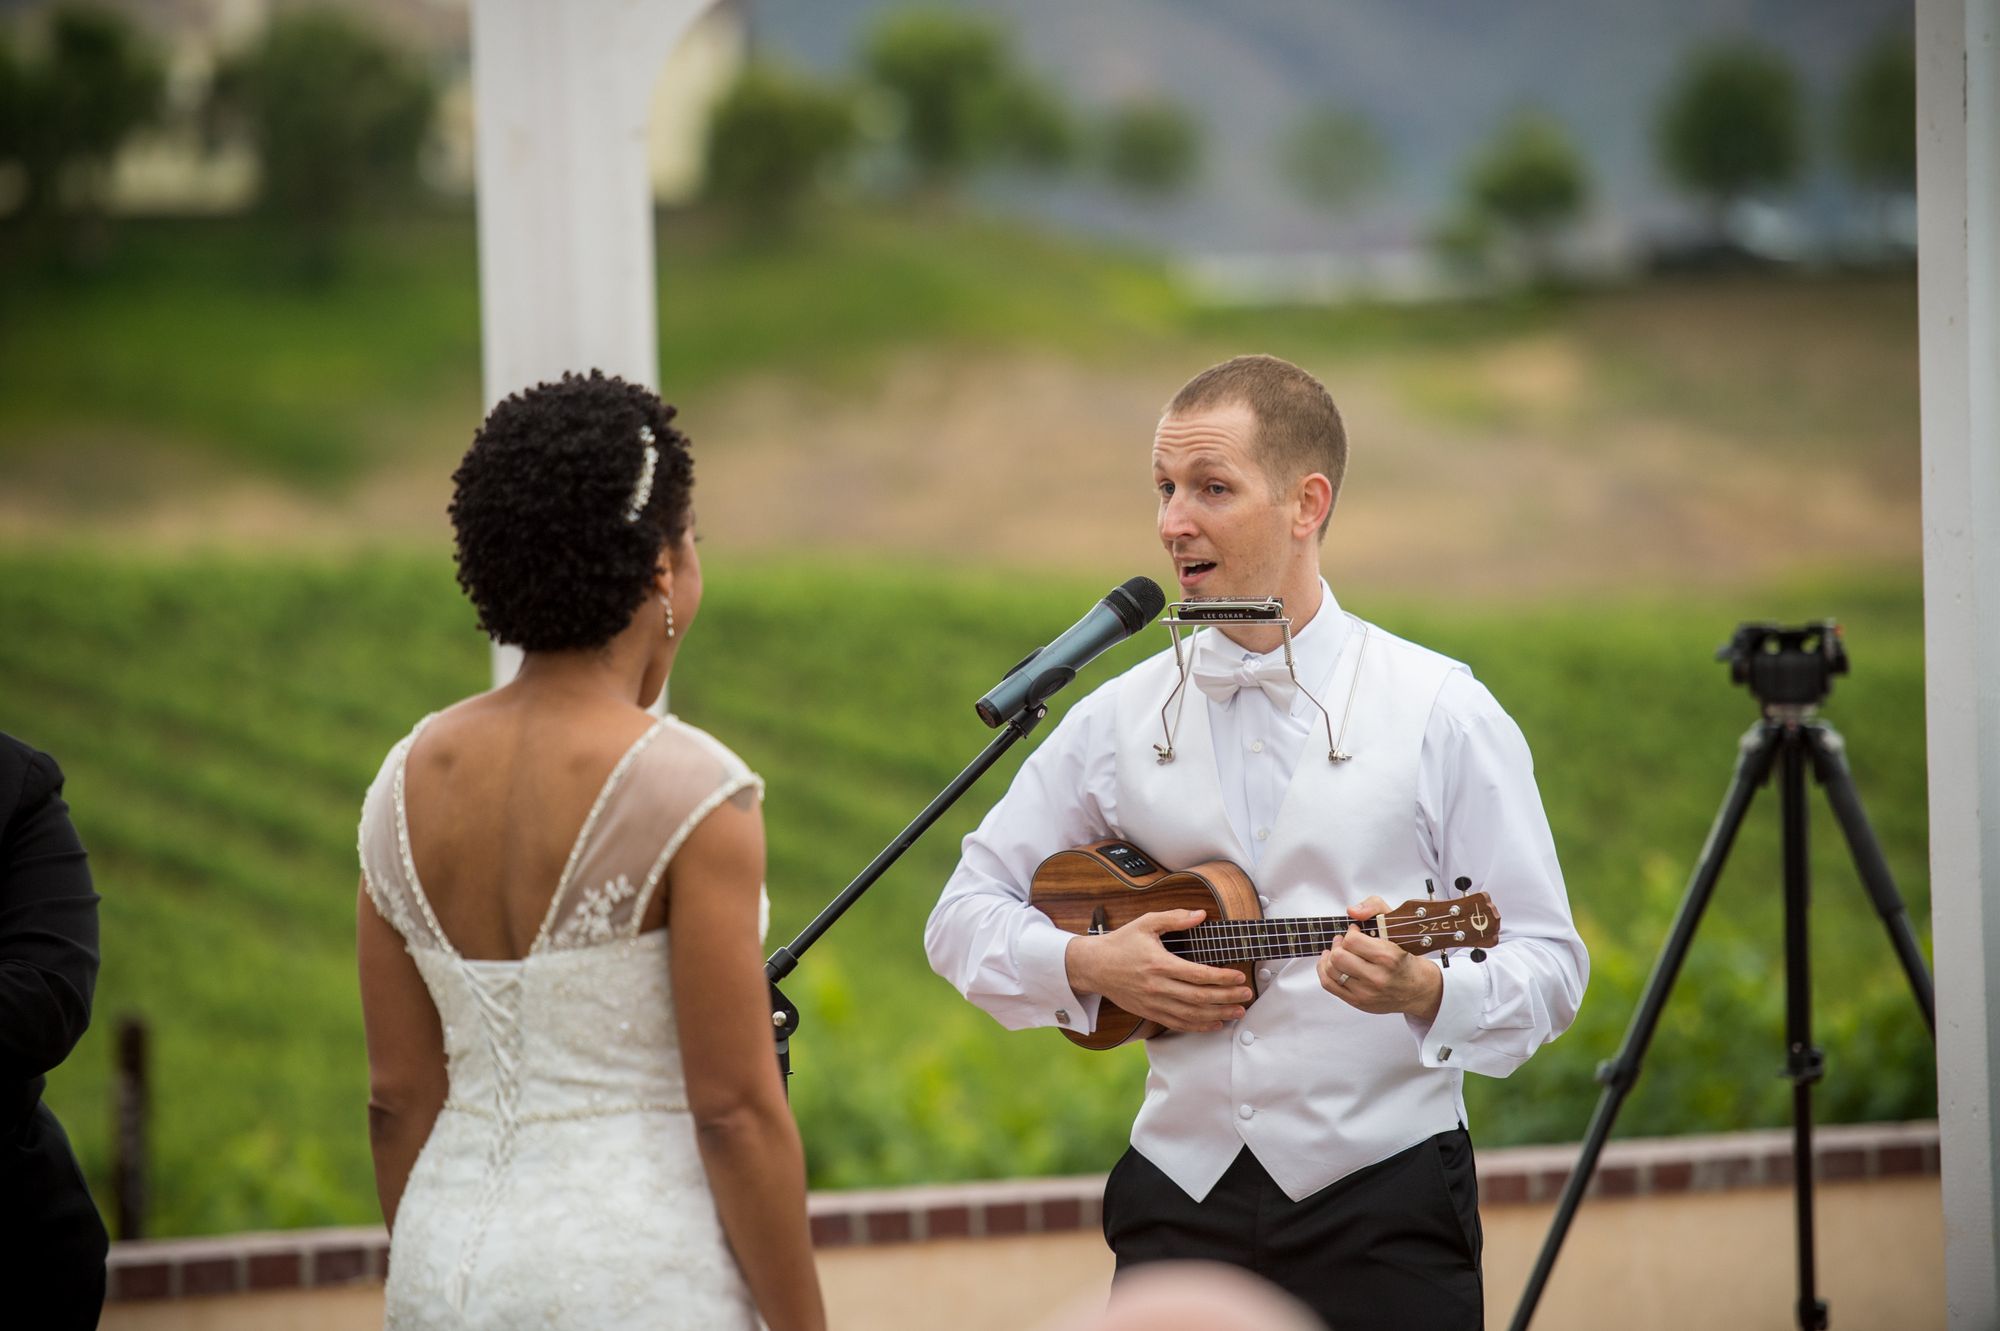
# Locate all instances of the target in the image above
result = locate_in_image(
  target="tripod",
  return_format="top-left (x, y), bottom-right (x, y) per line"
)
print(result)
top-left (1509, 623), bottom-right (1936, 1331)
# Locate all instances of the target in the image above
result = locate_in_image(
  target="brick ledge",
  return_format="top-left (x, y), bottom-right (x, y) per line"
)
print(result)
top-left (105, 1119), bottom-right (1940, 1302)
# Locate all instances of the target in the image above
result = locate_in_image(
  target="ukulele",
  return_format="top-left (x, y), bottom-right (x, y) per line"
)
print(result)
top-left (1030, 839), bottom-right (1500, 1050)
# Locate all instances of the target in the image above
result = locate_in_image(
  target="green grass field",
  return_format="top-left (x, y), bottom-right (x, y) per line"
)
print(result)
top-left (0, 205), bottom-right (1932, 1234)
top-left (1, 550), bottom-right (1934, 1236)
top-left (0, 210), bottom-right (1194, 491)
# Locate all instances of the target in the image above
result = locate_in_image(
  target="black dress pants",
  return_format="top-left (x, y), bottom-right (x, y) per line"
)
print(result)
top-left (1, 1103), bottom-right (109, 1330)
top-left (1102, 1129), bottom-right (1483, 1331)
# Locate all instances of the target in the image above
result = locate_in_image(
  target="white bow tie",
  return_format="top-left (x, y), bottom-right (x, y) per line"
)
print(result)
top-left (1191, 657), bottom-right (1298, 708)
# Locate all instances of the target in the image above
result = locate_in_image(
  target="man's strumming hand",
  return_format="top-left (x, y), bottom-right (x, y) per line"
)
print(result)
top-left (1318, 895), bottom-right (1444, 1022)
top-left (1065, 910), bottom-right (1253, 1034)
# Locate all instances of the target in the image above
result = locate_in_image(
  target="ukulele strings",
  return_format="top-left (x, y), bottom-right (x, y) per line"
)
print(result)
top-left (1164, 917), bottom-right (1490, 962)
top-left (1169, 913), bottom-right (1482, 931)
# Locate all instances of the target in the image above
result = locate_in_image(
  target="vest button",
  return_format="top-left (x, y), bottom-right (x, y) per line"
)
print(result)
top-left (1239, 1030), bottom-right (1255, 1046)
top-left (1238, 1104), bottom-right (1254, 1120)
top-left (1257, 968), bottom-right (1273, 982)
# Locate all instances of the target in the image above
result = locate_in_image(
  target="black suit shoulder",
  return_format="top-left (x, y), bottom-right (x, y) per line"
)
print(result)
top-left (0, 731), bottom-right (97, 1079)
top-left (1, 733), bottom-right (64, 840)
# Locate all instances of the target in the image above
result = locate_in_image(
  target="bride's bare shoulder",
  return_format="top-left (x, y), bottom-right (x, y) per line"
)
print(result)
top-left (413, 693), bottom-right (658, 781)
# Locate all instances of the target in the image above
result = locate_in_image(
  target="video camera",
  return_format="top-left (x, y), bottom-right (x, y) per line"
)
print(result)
top-left (1716, 620), bottom-right (1848, 710)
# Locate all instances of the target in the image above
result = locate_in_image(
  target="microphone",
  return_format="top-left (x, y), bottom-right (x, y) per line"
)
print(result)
top-left (975, 577), bottom-right (1167, 727)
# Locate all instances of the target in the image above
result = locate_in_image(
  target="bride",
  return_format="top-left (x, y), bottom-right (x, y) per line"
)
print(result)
top-left (355, 371), bottom-right (824, 1329)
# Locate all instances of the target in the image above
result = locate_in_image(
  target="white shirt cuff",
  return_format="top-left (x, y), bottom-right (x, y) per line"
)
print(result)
top-left (1017, 918), bottom-right (1103, 1034)
top-left (1408, 956), bottom-right (1488, 1069)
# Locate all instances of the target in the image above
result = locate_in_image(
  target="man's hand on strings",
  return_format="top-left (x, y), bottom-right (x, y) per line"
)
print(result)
top-left (1319, 895), bottom-right (1444, 1021)
top-left (1065, 909), bottom-right (1253, 1033)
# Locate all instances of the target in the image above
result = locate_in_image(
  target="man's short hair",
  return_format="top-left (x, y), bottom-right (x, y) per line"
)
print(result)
top-left (1165, 354), bottom-right (1346, 537)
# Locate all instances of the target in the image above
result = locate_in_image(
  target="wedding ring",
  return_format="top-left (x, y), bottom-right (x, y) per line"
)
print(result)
top-left (1337, 972), bottom-right (1350, 987)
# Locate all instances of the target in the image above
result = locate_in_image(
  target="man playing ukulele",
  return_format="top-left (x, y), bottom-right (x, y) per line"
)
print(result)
top-left (926, 355), bottom-right (1588, 1329)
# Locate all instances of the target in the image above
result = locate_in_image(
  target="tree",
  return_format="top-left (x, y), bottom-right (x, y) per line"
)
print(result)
top-left (1428, 207), bottom-right (1498, 281)
top-left (0, 31), bottom-right (23, 181)
top-left (4, 5), bottom-right (163, 253)
top-left (1657, 41), bottom-right (1802, 233)
top-left (1838, 31), bottom-right (1916, 195)
top-left (861, 6), bottom-right (1071, 191)
top-left (210, 9), bottom-right (435, 273)
top-left (1277, 103), bottom-right (1388, 215)
top-left (703, 64), bottom-right (858, 230)
top-left (863, 8), bottom-right (1003, 188)
top-left (982, 74), bottom-right (1076, 173)
top-left (1460, 111), bottom-right (1589, 281)
top-left (1099, 97), bottom-right (1202, 198)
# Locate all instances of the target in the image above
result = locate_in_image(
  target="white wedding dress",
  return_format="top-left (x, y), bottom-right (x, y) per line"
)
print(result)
top-left (358, 714), bottom-right (766, 1329)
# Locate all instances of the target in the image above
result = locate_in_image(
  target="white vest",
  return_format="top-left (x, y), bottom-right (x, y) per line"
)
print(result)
top-left (1111, 615), bottom-right (1469, 1202)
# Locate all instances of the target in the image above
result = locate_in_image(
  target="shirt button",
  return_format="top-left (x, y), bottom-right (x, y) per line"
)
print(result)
top-left (1258, 895), bottom-right (1271, 911)
top-left (1239, 1030), bottom-right (1255, 1046)
top-left (1255, 827), bottom-right (1270, 842)
top-left (1250, 739), bottom-right (1265, 753)
top-left (1238, 1104), bottom-right (1255, 1120)
top-left (1055, 1009), bottom-right (1071, 1027)
top-left (1438, 1045), bottom-right (1453, 1061)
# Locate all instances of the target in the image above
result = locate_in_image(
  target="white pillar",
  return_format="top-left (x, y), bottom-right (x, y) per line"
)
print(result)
top-left (469, 0), bottom-right (713, 685)
top-left (1918, 1), bottom-right (2000, 1325)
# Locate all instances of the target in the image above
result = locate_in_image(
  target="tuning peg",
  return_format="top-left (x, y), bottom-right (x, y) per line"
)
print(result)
top-left (1454, 876), bottom-right (1471, 893)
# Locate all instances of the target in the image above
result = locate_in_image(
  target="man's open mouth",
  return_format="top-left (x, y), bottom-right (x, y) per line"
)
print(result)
top-left (1178, 561), bottom-right (1216, 585)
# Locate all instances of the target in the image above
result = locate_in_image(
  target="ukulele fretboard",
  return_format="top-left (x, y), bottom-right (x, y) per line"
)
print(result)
top-left (1161, 917), bottom-right (1373, 965)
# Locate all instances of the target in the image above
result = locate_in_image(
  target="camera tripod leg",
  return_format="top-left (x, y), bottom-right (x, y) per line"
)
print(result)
top-left (1780, 737), bottom-right (1830, 1331)
top-left (1508, 721), bottom-right (1781, 1331)
top-left (1805, 722), bottom-right (1936, 1033)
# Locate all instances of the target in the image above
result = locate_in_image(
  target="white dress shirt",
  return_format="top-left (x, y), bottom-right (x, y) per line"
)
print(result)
top-left (925, 581), bottom-right (1588, 1197)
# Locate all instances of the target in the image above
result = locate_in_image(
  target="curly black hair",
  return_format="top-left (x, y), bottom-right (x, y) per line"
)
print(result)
top-left (449, 371), bottom-right (695, 652)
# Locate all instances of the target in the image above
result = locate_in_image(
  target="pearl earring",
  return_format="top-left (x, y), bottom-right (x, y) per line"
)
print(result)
top-left (661, 593), bottom-right (675, 639)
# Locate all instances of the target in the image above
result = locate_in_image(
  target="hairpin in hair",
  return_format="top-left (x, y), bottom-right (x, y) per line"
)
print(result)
top-left (624, 425), bottom-right (658, 522)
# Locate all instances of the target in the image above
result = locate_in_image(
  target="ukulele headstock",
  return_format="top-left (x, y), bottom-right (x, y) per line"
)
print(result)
top-left (1379, 890), bottom-right (1500, 956)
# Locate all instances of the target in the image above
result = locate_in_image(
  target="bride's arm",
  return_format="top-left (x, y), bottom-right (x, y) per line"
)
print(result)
top-left (669, 792), bottom-right (826, 1331)
top-left (357, 877), bottom-right (448, 1230)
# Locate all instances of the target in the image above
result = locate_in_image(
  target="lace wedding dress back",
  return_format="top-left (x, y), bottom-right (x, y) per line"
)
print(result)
top-left (358, 713), bottom-right (766, 1329)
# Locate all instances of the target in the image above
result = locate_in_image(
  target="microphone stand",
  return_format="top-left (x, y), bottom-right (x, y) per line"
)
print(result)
top-left (764, 699), bottom-right (1051, 1088)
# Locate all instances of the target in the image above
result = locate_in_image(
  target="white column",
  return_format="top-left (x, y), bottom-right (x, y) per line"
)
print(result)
top-left (1919, 1), bottom-right (2000, 1325)
top-left (469, 0), bottom-right (713, 685)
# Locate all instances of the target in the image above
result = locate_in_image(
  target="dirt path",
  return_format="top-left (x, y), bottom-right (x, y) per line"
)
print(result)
top-left (680, 342), bottom-right (1919, 598)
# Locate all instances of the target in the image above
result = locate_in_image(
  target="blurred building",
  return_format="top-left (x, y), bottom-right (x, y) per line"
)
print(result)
top-left (0, 0), bottom-right (746, 214)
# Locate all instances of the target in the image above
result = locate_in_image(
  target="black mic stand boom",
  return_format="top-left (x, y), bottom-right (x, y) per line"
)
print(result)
top-left (762, 577), bottom-right (1165, 1085)
top-left (763, 700), bottom-right (1050, 1085)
